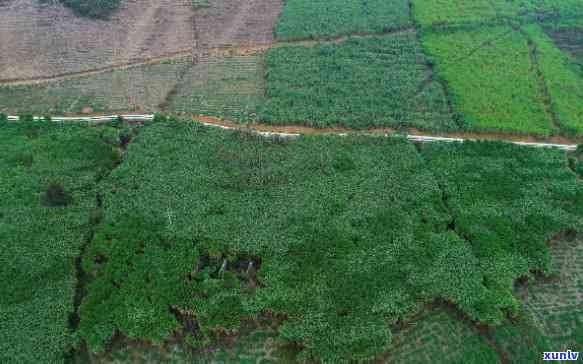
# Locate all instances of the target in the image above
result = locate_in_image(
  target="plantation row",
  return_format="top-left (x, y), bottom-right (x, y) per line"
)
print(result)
top-left (3, 119), bottom-right (581, 362)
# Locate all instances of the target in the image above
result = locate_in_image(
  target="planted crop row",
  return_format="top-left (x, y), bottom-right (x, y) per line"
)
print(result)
top-left (258, 35), bottom-right (454, 130)
top-left (274, 0), bottom-right (411, 41)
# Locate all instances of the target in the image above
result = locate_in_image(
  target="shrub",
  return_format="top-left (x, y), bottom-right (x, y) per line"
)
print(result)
top-left (58, 0), bottom-right (122, 19)
top-left (0, 112), bottom-right (7, 123)
top-left (18, 113), bottom-right (34, 122)
top-left (42, 181), bottom-right (72, 207)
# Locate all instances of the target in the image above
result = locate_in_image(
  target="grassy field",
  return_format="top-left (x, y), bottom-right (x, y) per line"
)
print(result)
top-left (523, 24), bottom-right (583, 136)
top-left (274, 0), bottom-right (411, 41)
top-left (259, 34), bottom-right (454, 130)
top-left (421, 27), bottom-right (554, 135)
top-left (412, 0), bottom-right (583, 28)
top-left (0, 121), bottom-right (121, 363)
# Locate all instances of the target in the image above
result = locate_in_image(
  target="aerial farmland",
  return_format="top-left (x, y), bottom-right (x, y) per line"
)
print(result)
top-left (0, 0), bottom-right (582, 363)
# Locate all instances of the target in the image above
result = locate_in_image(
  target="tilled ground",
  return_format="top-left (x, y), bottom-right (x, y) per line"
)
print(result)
top-left (0, 0), bottom-right (283, 80)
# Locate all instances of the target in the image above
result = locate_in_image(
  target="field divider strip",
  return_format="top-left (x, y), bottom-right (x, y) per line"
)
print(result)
top-left (5, 114), bottom-right (578, 151)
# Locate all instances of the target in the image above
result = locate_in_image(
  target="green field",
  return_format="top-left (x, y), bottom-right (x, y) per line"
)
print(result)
top-left (259, 35), bottom-right (454, 130)
top-left (412, 0), bottom-right (583, 28)
top-left (1, 118), bottom-right (582, 362)
top-left (0, 121), bottom-right (122, 363)
top-left (274, 0), bottom-right (411, 41)
top-left (421, 27), bottom-right (556, 135)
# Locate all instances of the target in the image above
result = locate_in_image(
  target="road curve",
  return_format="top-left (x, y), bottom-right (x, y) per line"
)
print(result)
top-left (5, 114), bottom-right (579, 151)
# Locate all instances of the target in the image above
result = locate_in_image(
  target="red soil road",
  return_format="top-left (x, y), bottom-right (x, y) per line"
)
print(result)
top-left (0, 0), bottom-right (283, 80)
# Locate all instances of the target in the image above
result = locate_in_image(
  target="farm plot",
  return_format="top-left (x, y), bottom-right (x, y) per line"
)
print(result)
top-left (382, 308), bottom-right (498, 364)
top-left (523, 24), bottom-right (583, 135)
top-left (258, 34), bottom-right (454, 130)
top-left (0, 58), bottom-right (192, 114)
top-left (516, 236), bottom-right (583, 352)
top-left (274, 0), bottom-right (411, 41)
top-left (411, 0), bottom-right (503, 28)
top-left (421, 141), bottom-right (583, 320)
top-left (166, 54), bottom-right (264, 121)
top-left (0, 0), bottom-right (195, 80)
top-left (78, 120), bottom-right (506, 362)
top-left (0, 0), bottom-right (282, 81)
top-left (411, 0), bottom-right (583, 28)
top-left (194, 0), bottom-right (284, 47)
top-left (421, 27), bottom-right (554, 135)
top-left (0, 121), bottom-right (120, 363)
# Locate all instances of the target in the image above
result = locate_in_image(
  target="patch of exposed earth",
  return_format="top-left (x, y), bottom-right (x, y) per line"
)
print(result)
top-left (0, 0), bottom-right (283, 80)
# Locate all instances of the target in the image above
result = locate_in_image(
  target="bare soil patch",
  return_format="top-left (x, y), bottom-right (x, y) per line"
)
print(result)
top-left (195, 0), bottom-right (283, 48)
top-left (0, 0), bottom-right (283, 80)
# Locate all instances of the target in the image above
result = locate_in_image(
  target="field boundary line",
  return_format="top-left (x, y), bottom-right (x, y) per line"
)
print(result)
top-left (4, 113), bottom-right (579, 151)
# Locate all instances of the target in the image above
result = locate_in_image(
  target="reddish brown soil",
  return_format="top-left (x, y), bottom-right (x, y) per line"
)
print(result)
top-left (0, 0), bottom-right (283, 80)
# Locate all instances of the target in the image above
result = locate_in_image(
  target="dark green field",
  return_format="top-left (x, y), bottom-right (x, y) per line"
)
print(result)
top-left (2, 118), bottom-right (581, 363)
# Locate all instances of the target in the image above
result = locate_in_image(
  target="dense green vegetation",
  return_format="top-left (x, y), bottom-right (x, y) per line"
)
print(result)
top-left (421, 27), bottom-right (554, 135)
top-left (421, 141), bottom-right (583, 314)
top-left (274, 0), bottom-right (411, 41)
top-left (412, 0), bottom-right (583, 28)
top-left (74, 119), bottom-right (583, 362)
top-left (1, 118), bottom-right (582, 362)
top-left (57, 0), bottom-right (122, 19)
top-left (77, 120), bottom-right (496, 362)
top-left (523, 24), bottom-right (583, 136)
top-left (0, 121), bottom-right (120, 363)
top-left (259, 35), bottom-right (453, 130)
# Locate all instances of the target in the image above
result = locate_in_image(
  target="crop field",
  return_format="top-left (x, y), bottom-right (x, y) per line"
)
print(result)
top-left (421, 141), bottom-right (583, 307)
top-left (167, 54), bottom-right (264, 120)
top-left (274, 0), bottom-right (411, 41)
top-left (1, 119), bottom-right (582, 362)
top-left (0, 121), bottom-right (121, 363)
top-left (522, 24), bottom-right (583, 136)
top-left (62, 119), bottom-right (580, 362)
top-left (412, 0), bottom-right (583, 28)
top-left (516, 236), bottom-right (583, 352)
top-left (0, 58), bottom-right (192, 114)
top-left (258, 34), bottom-right (454, 130)
top-left (382, 308), bottom-right (498, 363)
top-left (421, 27), bottom-right (556, 135)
